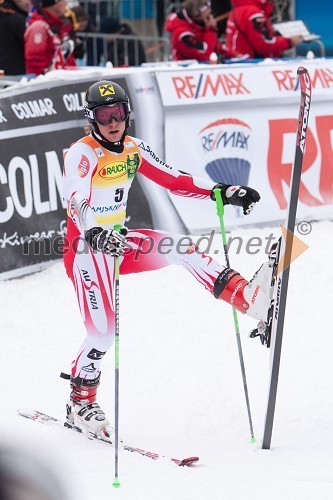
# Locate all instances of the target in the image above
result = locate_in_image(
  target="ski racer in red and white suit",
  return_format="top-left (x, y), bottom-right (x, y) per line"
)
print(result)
top-left (62, 80), bottom-right (272, 434)
top-left (225, 0), bottom-right (303, 59)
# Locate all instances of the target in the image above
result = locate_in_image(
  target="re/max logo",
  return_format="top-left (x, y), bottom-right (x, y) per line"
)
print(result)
top-left (172, 73), bottom-right (250, 99)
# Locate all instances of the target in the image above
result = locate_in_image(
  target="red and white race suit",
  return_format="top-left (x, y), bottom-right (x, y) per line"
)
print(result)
top-left (63, 133), bottom-right (263, 382)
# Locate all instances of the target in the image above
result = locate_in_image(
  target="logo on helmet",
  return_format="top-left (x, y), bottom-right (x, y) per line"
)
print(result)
top-left (99, 84), bottom-right (115, 97)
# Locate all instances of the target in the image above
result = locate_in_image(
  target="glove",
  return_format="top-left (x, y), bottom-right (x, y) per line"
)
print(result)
top-left (211, 184), bottom-right (260, 215)
top-left (61, 39), bottom-right (75, 60)
top-left (85, 227), bottom-right (128, 256)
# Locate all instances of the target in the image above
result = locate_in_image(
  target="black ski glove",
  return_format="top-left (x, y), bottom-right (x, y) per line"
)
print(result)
top-left (85, 227), bottom-right (128, 256)
top-left (211, 184), bottom-right (260, 215)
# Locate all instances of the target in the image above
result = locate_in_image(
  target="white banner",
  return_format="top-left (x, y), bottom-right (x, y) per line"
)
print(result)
top-left (156, 59), bottom-right (333, 106)
top-left (155, 60), bottom-right (333, 232)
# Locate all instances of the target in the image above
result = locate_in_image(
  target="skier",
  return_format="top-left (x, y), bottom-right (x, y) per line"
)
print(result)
top-left (63, 79), bottom-right (273, 435)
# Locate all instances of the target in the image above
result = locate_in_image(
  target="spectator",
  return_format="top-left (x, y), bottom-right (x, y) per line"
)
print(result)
top-left (0, 0), bottom-right (31, 75)
top-left (225, 0), bottom-right (303, 59)
top-left (25, 0), bottom-right (77, 75)
top-left (65, 4), bottom-right (88, 32)
top-left (71, 5), bottom-right (96, 66)
top-left (98, 16), bottom-right (146, 67)
top-left (64, 5), bottom-right (88, 60)
top-left (166, 0), bottom-right (232, 62)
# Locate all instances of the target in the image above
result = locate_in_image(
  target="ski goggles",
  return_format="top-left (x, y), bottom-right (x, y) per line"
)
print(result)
top-left (89, 102), bottom-right (130, 125)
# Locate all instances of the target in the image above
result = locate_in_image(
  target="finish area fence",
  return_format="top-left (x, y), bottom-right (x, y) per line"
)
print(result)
top-left (76, 0), bottom-right (176, 37)
top-left (78, 32), bottom-right (171, 66)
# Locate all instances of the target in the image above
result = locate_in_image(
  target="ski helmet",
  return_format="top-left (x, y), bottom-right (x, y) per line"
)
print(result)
top-left (84, 80), bottom-right (131, 125)
top-left (84, 80), bottom-right (131, 150)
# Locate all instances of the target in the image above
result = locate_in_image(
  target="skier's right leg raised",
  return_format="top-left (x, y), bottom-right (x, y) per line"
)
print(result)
top-left (121, 228), bottom-right (273, 325)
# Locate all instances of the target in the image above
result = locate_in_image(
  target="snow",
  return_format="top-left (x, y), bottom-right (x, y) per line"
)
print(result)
top-left (1, 221), bottom-right (333, 500)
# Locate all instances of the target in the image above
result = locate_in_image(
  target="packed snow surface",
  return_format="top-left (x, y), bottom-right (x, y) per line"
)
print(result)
top-left (1, 221), bottom-right (333, 500)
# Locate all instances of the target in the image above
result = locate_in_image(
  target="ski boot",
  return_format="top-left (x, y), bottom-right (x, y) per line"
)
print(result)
top-left (213, 245), bottom-right (278, 321)
top-left (64, 373), bottom-right (112, 440)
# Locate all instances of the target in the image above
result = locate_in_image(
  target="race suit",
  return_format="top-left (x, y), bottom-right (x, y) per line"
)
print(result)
top-left (63, 134), bottom-right (236, 382)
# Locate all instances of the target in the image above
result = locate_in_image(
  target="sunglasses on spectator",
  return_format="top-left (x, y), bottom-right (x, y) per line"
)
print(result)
top-left (92, 103), bottom-right (130, 125)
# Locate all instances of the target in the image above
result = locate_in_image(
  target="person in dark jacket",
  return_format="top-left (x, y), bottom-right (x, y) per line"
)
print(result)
top-left (0, 0), bottom-right (31, 75)
top-left (225, 0), bottom-right (303, 59)
top-left (98, 16), bottom-right (146, 67)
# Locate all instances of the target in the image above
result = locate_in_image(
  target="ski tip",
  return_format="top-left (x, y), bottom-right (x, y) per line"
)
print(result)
top-left (112, 477), bottom-right (121, 488)
top-left (178, 456), bottom-right (200, 467)
top-left (297, 66), bottom-right (308, 75)
top-left (17, 409), bottom-right (34, 418)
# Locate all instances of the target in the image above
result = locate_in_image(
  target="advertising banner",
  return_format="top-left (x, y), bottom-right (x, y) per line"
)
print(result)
top-left (0, 128), bottom-right (79, 276)
top-left (156, 60), bottom-right (333, 232)
top-left (156, 59), bottom-right (333, 106)
top-left (0, 76), bottom-right (154, 279)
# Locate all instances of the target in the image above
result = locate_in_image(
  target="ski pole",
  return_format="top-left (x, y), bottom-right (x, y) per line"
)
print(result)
top-left (213, 188), bottom-right (255, 443)
top-left (112, 224), bottom-right (122, 488)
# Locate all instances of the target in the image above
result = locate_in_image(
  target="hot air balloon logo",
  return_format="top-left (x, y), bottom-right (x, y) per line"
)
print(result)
top-left (199, 118), bottom-right (253, 190)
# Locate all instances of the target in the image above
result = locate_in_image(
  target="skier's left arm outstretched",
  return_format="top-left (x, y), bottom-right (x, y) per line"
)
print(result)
top-left (137, 139), bottom-right (260, 215)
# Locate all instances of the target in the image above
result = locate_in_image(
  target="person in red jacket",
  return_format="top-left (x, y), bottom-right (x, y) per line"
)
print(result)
top-left (226, 0), bottom-right (303, 59)
top-left (166, 0), bottom-right (232, 62)
top-left (25, 0), bottom-right (76, 75)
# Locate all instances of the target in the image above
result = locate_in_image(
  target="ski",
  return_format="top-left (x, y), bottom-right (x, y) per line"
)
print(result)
top-left (17, 409), bottom-right (199, 467)
top-left (249, 238), bottom-right (281, 348)
top-left (262, 66), bottom-right (312, 450)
